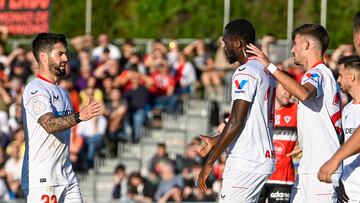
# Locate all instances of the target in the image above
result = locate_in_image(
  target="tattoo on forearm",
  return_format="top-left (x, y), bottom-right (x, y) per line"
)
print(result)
top-left (38, 112), bottom-right (77, 134)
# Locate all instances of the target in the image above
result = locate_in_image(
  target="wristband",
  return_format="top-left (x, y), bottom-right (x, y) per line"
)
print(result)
top-left (75, 112), bottom-right (82, 123)
top-left (267, 63), bottom-right (278, 74)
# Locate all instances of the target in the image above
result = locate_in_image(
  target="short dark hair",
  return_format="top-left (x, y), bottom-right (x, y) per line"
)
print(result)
top-left (114, 163), bottom-right (126, 173)
top-left (353, 11), bottom-right (360, 33)
top-left (338, 55), bottom-right (360, 72)
top-left (224, 18), bottom-right (256, 44)
top-left (32, 33), bottom-right (67, 63)
top-left (292, 24), bottom-right (329, 54)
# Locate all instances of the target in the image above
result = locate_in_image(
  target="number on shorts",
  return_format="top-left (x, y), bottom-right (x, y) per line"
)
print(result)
top-left (41, 194), bottom-right (58, 203)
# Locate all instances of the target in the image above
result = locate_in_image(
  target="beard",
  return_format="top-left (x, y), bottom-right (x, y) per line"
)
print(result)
top-left (49, 59), bottom-right (66, 77)
top-left (225, 50), bottom-right (238, 64)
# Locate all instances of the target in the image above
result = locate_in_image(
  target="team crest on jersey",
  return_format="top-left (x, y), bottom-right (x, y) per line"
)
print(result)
top-left (234, 80), bottom-right (248, 93)
top-left (33, 101), bottom-right (46, 114)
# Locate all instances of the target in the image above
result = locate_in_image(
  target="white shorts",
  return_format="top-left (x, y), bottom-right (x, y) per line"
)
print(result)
top-left (291, 173), bottom-right (338, 203)
top-left (23, 182), bottom-right (83, 203)
top-left (219, 167), bottom-right (270, 203)
top-left (342, 179), bottom-right (360, 202)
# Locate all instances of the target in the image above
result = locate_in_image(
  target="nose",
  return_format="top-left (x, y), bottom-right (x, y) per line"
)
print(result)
top-left (62, 53), bottom-right (69, 62)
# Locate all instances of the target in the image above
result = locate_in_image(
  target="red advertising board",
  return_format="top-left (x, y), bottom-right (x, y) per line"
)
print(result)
top-left (0, 0), bottom-right (51, 35)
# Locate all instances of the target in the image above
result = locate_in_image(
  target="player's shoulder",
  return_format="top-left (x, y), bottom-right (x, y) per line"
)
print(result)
top-left (23, 78), bottom-right (50, 98)
top-left (234, 59), bottom-right (263, 78)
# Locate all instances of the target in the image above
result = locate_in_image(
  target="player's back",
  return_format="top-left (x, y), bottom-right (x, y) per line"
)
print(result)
top-left (227, 59), bottom-right (276, 174)
top-left (297, 63), bottom-right (341, 174)
top-left (21, 78), bottom-right (76, 189)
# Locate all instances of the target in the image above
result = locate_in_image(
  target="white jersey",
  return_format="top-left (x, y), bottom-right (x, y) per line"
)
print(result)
top-left (297, 63), bottom-right (342, 174)
top-left (341, 102), bottom-right (360, 200)
top-left (226, 59), bottom-right (276, 174)
top-left (21, 77), bottom-right (77, 189)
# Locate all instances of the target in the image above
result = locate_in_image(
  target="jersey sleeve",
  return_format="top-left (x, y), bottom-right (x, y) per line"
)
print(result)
top-left (23, 86), bottom-right (53, 121)
top-left (301, 69), bottom-right (323, 98)
top-left (232, 72), bottom-right (258, 102)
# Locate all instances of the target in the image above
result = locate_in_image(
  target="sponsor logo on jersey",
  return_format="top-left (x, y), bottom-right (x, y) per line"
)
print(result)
top-left (30, 90), bottom-right (38, 95)
top-left (238, 66), bottom-right (246, 71)
top-left (344, 128), bottom-right (356, 134)
top-left (304, 72), bottom-right (320, 82)
top-left (265, 150), bottom-right (276, 158)
top-left (234, 80), bottom-right (248, 93)
top-left (284, 116), bottom-right (292, 123)
top-left (55, 109), bottom-right (73, 116)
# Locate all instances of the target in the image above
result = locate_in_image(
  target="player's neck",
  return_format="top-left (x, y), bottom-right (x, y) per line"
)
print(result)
top-left (350, 86), bottom-right (360, 104)
top-left (304, 55), bottom-right (323, 71)
top-left (37, 71), bottom-right (57, 84)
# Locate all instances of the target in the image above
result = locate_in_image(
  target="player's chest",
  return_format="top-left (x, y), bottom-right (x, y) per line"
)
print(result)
top-left (48, 88), bottom-right (72, 116)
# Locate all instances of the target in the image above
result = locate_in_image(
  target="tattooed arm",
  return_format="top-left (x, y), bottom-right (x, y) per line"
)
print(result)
top-left (38, 98), bottom-right (103, 134)
top-left (38, 112), bottom-right (78, 134)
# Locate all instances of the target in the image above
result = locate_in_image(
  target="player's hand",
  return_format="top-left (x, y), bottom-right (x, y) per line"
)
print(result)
top-left (246, 43), bottom-right (271, 67)
top-left (317, 158), bottom-right (341, 183)
top-left (79, 97), bottom-right (103, 121)
top-left (197, 163), bottom-right (212, 192)
top-left (199, 134), bottom-right (218, 158)
top-left (286, 146), bottom-right (302, 158)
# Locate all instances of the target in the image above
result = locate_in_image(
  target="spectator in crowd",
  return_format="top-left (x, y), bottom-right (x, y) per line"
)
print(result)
top-left (69, 126), bottom-right (85, 172)
top-left (104, 88), bottom-right (127, 154)
top-left (123, 70), bottom-right (152, 143)
top-left (150, 59), bottom-right (179, 114)
top-left (0, 81), bottom-right (11, 138)
top-left (94, 59), bottom-right (121, 80)
top-left (166, 39), bottom-right (180, 67)
top-left (92, 33), bottom-right (121, 62)
top-left (124, 52), bottom-right (146, 74)
top-left (79, 76), bottom-right (104, 105)
top-left (8, 94), bottom-right (22, 133)
top-left (184, 39), bottom-right (223, 99)
top-left (5, 141), bottom-right (23, 199)
top-left (77, 109), bottom-right (107, 169)
top-left (148, 143), bottom-right (173, 176)
top-left (172, 52), bottom-right (197, 96)
top-left (154, 161), bottom-right (184, 201)
top-left (127, 171), bottom-right (156, 203)
top-left (0, 26), bottom-right (8, 43)
top-left (354, 11), bottom-right (360, 55)
top-left (70, 34), bottom-right (94, 53)
top-left (112, 164), bottom-right (128, 201)
top-left (75, 63), bottom-right (93, 91)
top-left (0, 146), bottom-right (9, 201)
top-left (119, 39), bottom-right (137, 69)
top-left (144, 48), bottom-right (166, 74)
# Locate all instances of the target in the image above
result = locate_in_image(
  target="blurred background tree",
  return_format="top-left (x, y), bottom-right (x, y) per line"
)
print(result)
top-left (50, 0), bottom-right (360, 48)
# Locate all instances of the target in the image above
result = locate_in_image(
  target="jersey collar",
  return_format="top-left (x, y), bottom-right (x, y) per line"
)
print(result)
top-left (309, 61), bottom-right (324, 69)
top-left (37, 74), bottom-right (55, 84)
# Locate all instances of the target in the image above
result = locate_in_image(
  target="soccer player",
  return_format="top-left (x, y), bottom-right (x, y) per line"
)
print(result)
top-left (21, 33), bottom-right (102, 202)
top-left (247, 24), bottom-right (342, 202)
top-left (197, 18), bottom-right (276, 202)
top-left (318, 55), bottom-right (360, 202)
top-left (258, 78), bottom-right (297, 203)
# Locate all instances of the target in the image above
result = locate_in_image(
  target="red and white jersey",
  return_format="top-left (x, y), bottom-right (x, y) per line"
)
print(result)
top-left (267, 103), bottom-right (297, 185)
top-left (297, 62), bottom-right (342, 174)
top-left (226, 59), bottom-right (276, 174)
top-left (21, 76), bottom-right (77, 189)
top-left (341, 102), bottom-right (360, 199)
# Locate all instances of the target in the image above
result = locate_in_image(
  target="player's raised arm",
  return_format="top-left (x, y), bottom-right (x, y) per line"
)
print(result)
top-left (38, 98), bottom-right (102, 134)
top-left (246, 43), bottom-right (317, 102)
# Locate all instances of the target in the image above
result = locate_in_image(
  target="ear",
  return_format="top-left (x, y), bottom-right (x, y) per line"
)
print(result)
top-left (234, 39), bottom-right (242, 49)
top-left (349, 71), bottom-right (356, 82)
top-left (304, 40), bottom-right (310, 50)
top-left (39, 51), bottom-right (48, 64)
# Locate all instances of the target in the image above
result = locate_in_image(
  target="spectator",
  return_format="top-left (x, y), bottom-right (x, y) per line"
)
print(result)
top-left (150, 59), bottom-right (179, 113)
top-left (92, 33), bottom-right (121, 62)
top-left (127, 172), bottom-right (155, 203)
top-left (112, 164), bottom-right (127, 201)
top-left (123, 71), bottom-right (152, 143)
top-left (172, 52), bottom-right (196, 96)
top-left (148, 143), bottom-right (173, 175)
top-left (104, 88), bottom-right (128, 154)
top-left (166, 39), bottom-right (180, 67)
top-left (0, 147), bottom-right (9, 201)
top-left (77, 113), bottom-right (107, 169)
top-left (154, 161), bottom-right (184, 201)
top-left (184, 39), bottom-right (223, 99)
top-left (119, 39), bottom-right (137, 69)
top-left (79, 76), bottom-right (104, 105)
top-left (75, 63), bottom-right (93, 91)
top-left (5, 141), bottom-right (23, 199)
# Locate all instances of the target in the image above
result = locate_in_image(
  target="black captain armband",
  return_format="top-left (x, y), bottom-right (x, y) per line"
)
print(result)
top-left (74, 112), bottom-right (82, 123)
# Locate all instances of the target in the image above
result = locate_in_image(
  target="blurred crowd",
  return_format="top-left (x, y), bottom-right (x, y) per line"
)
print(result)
top-left (0, 26), bottom-right (357, 201)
